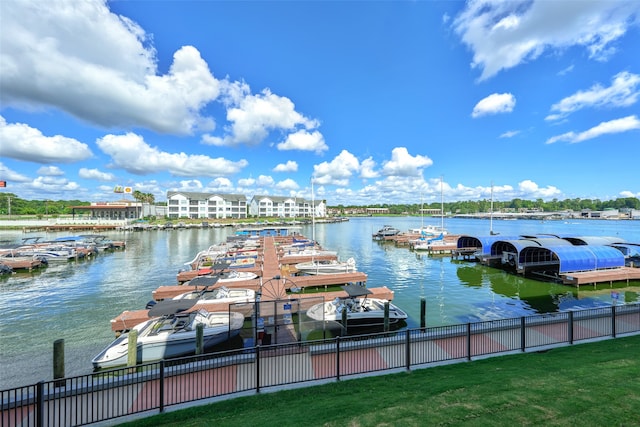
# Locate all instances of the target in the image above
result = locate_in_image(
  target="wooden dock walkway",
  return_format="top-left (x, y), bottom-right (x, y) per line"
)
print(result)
top-left (110, 236), bottom-right (395, 333)
top-left (561, 267), bottom-right (640, 286)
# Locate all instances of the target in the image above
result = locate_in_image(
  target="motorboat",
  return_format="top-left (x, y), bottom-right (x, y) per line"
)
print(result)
top-left (412, 233), bottom-right (447, 251)
top-left (280, 247), bottom-right (338, 257)
top-left (372, 225), bottom-right (401, 239)
top-left (306, 285), bottom-right (407, 327)
top-left (172, 285), bottom-right (256, 304)
top-left (294, 257), bottom-right (357, 275)
top-left (92, 300), bottom-right (245, 369)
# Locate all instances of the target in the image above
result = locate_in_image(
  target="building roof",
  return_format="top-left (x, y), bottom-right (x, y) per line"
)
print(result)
top-left (167, 191), bottom-right (247, 201)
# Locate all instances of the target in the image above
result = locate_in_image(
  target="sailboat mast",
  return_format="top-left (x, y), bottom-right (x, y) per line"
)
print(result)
top-left (440, 176), bottom-right (444, 230)
top-left (490, 182), bottom-right (494, 234)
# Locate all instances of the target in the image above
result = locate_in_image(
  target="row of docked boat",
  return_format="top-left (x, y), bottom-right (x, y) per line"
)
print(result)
top-left (0, 234), bottom-right (125, 275)
top-left (92, 231), bottom-right (408, 370)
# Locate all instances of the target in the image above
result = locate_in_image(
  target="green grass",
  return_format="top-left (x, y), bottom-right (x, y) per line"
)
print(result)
top-left (119, 334), bottom-right (640, 426)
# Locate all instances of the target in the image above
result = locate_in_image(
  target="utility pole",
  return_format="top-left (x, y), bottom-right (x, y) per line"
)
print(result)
top-left (7, 196), bottom-right (11, 218)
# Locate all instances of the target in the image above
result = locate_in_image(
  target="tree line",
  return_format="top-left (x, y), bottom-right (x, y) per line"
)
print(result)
top-left (0, 192), bottom-right (638, 217)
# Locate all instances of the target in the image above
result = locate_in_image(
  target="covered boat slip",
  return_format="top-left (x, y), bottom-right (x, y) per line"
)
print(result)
top-left (454, 233), bottom-right (639, 286)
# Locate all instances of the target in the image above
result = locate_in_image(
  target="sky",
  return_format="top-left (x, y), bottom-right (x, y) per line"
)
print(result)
top-left (0, 0), bottom-right (639, 206)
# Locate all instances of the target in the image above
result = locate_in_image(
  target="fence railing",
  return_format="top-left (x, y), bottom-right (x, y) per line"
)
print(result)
top-left (2, 303), bottom-right (640, 427)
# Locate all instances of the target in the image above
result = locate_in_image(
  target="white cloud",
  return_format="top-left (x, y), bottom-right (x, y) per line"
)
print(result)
top-left (453, 0), bottom-right (640, 80)
top-left (0, 162), bottom-right (31, 182)
top-left (546, 115), bottom-right (640, 144)
top-left (256, 175), bottom-right (275, 187)
top-left (472, 93), bottom-right (516, 118)
top-left (359, 157), bottom-right (379, 179)
top-left (517, 180), bottom-right (561, 198)
top-left (0, 116), bottom-right (93, 163)
top-left (277, 130), bottom-right (328, 153)
top-left (275, 178), bottom-right (299, 191)
top-left (202, 88), bottom-right (321, 147)
top-left (381, 147), bottom-right (433, 176)
top-left (313, 150), bottom-right (361, 186)
top-left (0, 2), bottom-right (219, 134)
top-left (78, 168), bottom-right (115, 181)
top-left (273, 161), bottom-right (298, 173)
top-left (500, 130), bottom-right (520, 138)
top-left (96, 132), bottom-right (248, 176)
top-left (546, 72), bottom-right (640, 121)
top-left (37, 166), bottom-right (65, 176)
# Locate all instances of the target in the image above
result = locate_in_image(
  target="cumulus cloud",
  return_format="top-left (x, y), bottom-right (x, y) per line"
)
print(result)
top-left (96, 132), bottom-right (248, 176)
top-left (37, 166), bottom-right (65, 176)
top-left (546, 72), bottom-right (640, 121)
top-left (380, 147), bottom-right (433, 176)
top-left (0, 2), bottom-right (219, 134)
top-left (453, 0), bottom-right (640, 80)
top-left (273, 161), bottom-right (298, 173)
top-left (0, 162), bottom-right (31, 182)
top-left (472, 93), bottom-right (516, 118)
top-left (275, 178), bottom-right (299, 191)
top-left (517, 180), bottom-right (561, 198)
top-left (277, 130), bottom-right (328, 153)
top-left (313, 150), bottom-right (361, 186)
top-left (78, 168), bottom-right (115, 181)
top-left (546, 115), bottom-right (640, 144)
top-left (202, 88), bottom-right (322, 148)
top-left (0, 116), bottom-right (93, 163)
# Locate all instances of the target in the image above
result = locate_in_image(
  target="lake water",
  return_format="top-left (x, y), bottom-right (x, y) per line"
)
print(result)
top-left (1, 216), bottom-right (639, 389)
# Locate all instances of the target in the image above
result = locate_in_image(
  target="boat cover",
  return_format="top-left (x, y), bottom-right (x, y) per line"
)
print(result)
top-left (341, 284), bottom-right (372, 298)
top-left (148, 299), bottom-right (197, 317)
top-left (456, 235), bottom-right (521, 255)
top-left (187, 276), bottom-right (220, 288)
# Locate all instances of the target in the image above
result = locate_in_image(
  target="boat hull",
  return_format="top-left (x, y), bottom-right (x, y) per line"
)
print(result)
top-left (92, 311), bottom-right (245, 369)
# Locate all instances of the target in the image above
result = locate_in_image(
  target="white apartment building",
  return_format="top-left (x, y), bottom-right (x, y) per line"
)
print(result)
top-left (248, 195), bottom-right (326, 218)
top-left (166, 191), bottom-right (248, 219)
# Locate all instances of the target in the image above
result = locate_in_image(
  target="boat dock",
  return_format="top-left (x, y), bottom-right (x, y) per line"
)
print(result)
top-left (561, 267), bottom-right (640, 287)
top-left (110, 236), bottom-right (394, 334)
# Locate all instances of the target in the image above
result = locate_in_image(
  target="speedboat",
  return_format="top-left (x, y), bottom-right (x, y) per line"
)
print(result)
top-left (306, 285), bottom-right (407, 327)
top-left (294, 257), bottom-right (357, 275)
top-left (172, 285), bottom-right (256, 304)
top-left (92, 300), bottom-right (245, 369)
top-left (372, 225), bottom-right (401, 239)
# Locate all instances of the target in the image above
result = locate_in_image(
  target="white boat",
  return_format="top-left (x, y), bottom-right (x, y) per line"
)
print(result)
top-left (92, 301), bottom-right (245, 369)
top-left (372, 225), bottom-right (401, 239)
top-left (413, 233), bottom-right (447, 251)
top-left (172, 286), bottom-right (256, 304)
top-left (306, 285), bottom-right (407, 327)
top-left (295, 257), bottom-right (357, 275)
top-left (280, 247), bottom-right (338, 258)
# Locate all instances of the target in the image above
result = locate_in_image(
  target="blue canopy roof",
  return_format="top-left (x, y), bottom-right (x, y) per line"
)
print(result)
top-left (457, 235), bottom-right (521, 255)
top-left (519, 245), bottom-right (625, 273)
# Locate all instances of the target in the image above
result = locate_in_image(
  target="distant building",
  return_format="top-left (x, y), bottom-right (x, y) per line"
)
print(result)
top-left (69, 200), bottom-right (142, 220)
top-left (366, 207), bottom-right (389, 215)
top-left (166, 191), bottom-right (247, 219)
top-left (248, 195), bottom-right (326, 218)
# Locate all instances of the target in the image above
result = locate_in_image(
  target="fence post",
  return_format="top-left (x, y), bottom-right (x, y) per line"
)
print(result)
top-left (568, 311), bottom-right (574, 345)
top-left (36, 381), bottom-right (44, 427)
top-left (466, 323), bottom-right (472, 361)
top-left (336, 337), bottom-right (341, 381)
top-left (420, 298), bottom-right (426, 330)
top-left (256, 345), bottom-right (261, 393)
top-left (520, 317), bottom-right (526, 352)
top-left (405, 329), bottom-right (411, 371)
top-left (159, 360), bottom-right (165, 413)
top-left (612, 305), bottom-right (617, 338)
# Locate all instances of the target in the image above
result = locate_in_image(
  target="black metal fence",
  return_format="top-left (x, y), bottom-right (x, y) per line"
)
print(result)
top-left (3, 303), bottom-right (640, 427)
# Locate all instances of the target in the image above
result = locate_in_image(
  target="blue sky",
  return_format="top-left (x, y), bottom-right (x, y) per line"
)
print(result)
top-left (1, 0), bottom-right (639, 206)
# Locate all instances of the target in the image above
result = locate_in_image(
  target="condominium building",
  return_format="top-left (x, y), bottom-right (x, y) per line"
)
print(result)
top-left (166, 191), bottom-right (248, 219)
top-left (248, 195), bottom-right (326, 218)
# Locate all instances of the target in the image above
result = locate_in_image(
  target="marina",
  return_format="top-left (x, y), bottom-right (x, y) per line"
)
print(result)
top-left (1, 217), bottom-right (640, 389)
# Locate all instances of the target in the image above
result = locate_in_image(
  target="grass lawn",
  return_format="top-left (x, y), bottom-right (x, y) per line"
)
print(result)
top-left (120, 334), bottom-right (640, 426)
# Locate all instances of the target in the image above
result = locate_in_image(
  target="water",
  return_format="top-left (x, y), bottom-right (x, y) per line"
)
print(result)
top-left (1, 217), bottom-right (639, 389)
